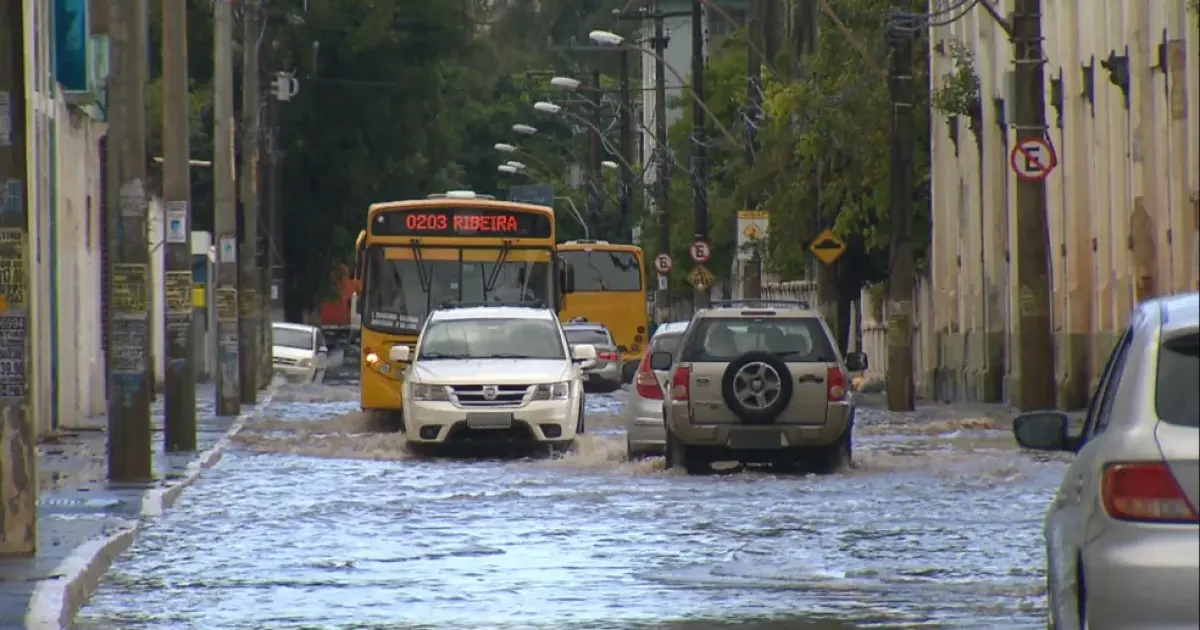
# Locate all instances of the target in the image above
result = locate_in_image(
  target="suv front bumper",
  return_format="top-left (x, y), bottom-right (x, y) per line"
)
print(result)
top-left (404, 399), bottom-right (580, 445)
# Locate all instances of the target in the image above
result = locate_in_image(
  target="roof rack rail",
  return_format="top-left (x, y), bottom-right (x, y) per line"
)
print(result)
top-left (708, 299), bottom-right (811, 309)
top-left (435, 299), bottom-right (547, 310)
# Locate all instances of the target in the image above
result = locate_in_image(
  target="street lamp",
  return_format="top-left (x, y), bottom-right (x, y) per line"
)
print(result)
top-left (601, 160), bottom-right (618, 170)
top-left (549, 76), bottom-right (581, 90)
top-left (494, 143), bottom-right (517, 153)
top-left (497, 164), bottom-right (518, 173)
top-left (505, 160), bottom-right (527, 170)
top-left (533, 101), bottom-right (562, 115)
top-left (588, 30), bottom-right (624, 47)
top-left (512, 123), bottom-right (537, 135)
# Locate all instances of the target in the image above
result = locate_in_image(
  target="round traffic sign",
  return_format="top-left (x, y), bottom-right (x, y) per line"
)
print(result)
top-left (1009, 137), bottom-right (1057, 181)
top-left (654, 253), bottom-right (673, 274)
top-left (689, 239), bottom-right (711, 264)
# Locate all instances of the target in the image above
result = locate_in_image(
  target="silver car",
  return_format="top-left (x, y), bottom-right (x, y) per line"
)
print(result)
top-left (623, 321), bottom-right (690, 458)
top-left (1013, 291), bottom-right (1199, 630)
top-left (563, 323), bottom-right (622, 392)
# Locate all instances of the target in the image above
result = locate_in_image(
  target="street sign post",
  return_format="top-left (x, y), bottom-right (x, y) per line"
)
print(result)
top-left (689, 239), bottom-right (711, 264)
top-left (654, 253), bottom-right (673, 274)
top-left (736, 210), bottom-right (769, 261)
top-left (1009, 137), bottom-right (1057, 181)
top-left (809, 228), bottom-right (847, 265)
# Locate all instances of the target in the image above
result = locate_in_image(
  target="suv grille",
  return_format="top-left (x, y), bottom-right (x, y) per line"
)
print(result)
top-left (448, 384), bottom-right (531, 407)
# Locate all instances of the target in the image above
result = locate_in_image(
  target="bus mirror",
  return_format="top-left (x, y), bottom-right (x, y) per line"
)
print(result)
top-left (561, 263), bottom-right (575, 293)
top-left (518, 267), bottom-right (527, 285)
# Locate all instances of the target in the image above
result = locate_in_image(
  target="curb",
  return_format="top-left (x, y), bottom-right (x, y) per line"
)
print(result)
top-left (24, 379), bottom-right (280, 630)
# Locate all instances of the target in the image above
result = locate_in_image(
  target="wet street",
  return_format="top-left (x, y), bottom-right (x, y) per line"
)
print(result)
top-left (75, 377), bottom-right (1065, 629)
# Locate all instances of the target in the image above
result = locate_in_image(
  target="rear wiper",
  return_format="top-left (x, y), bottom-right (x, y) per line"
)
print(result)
top-left (409, 239), bottom-right (431, 292)
top-left (484, 240), bottom-right (512, 293)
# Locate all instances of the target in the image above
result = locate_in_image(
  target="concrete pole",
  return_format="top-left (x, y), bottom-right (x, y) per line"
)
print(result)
top-left (239, 4), bottom-right (261, 403)
top-left (106, 0), bottom-right (154, 480)
top-left (162, 0), bottom-right (197, 451)
top-left (214, 0), bottom-right (241, 415)
top-left (885, 7), bottom-right (916, 412)
top-left (0, 0), bottom-right (37, 556)
top-left (618, 49), bottom-right (634, 244)
top-left (1011, 0), bottom-right (1057, 410)
top-left (690, 0), bottom-right (710, 310)
top-left (741, 0), bottom-right (763, 301)
top-left (653, 14), bottom-right (671, 322)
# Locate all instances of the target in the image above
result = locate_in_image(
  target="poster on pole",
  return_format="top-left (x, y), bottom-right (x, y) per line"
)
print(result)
top-left (166, 201), bottom-right (188, 243)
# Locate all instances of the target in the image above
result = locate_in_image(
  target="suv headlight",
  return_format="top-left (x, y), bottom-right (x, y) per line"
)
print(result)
top-left (533, 381), bottom-right (570, 400)
top-left (411, 383), bottom-right (448, 401)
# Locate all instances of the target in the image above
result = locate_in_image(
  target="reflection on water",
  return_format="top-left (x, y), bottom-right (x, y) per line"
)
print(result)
top-left (76, 384), bottom-right (1059, 629)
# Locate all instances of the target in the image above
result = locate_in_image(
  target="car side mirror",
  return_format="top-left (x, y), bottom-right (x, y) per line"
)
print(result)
top-left (318, 346), bottom-right (328, 353)
top-left (844, 351), bottom-right (867, 372)
top-left (1013, 410), bottom-right (1073, 452)
top-left (617, 344), bottom-right (628, 354)
top-left (649, 351), bottom-right (673, 371)
top-left (388, 345), bottom-right (411, 362)
top-left (571, 344), bottom-right (597, 361)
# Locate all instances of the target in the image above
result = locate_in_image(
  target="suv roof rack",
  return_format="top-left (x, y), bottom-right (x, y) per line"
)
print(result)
top-left (435, 299), bottom-right (547, 310)
top-left (707, 299), bottom-right (811, 309)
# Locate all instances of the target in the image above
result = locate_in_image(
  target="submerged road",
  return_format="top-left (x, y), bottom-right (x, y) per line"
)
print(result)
top-left (75, 377), bottom-right (1063, 629)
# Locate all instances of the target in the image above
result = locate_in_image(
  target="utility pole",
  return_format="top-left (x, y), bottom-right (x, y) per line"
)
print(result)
top-left (652, 13), bottom-right (671, 321)
top-left (162, 0), bottom-right (197, 451)
top-left (259, 24), bottom-right (278, 387)
top-left (106, 0), bottom-right (154, 480)
top-left (0, 0), bottom-right (36, 556)
top-left (586, 69), bottom-right (605, 240)
top-left (690, 0), bottom-right (710, 310)
top-left (1010, 0), bottom-right (1056, 410)
top-left (214, 0), bottom-right (240, 415)
top-left (741, 0), bottom-right (764, 300)
top-left (617, 49), bottom-right (634, 244)
top-left (884, 7), bottom-right (916, 411)
top-left (239, 3), bottom-right (261, 403)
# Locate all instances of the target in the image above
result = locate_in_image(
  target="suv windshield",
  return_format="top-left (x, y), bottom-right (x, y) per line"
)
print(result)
top-left (559, 250), bottom-right (642, 291)
top-left (564, 328), bottom-right (612, 346)
top-left (1156, 332), bottom-right (1199, 427)
top-left (272, 327), bottom-right (313, 350)
top-left (418, 318), bottom-right (566, 360)
top-left (364, 246), bottom-right (552, 333)
top-left (681, 317), bottom-right (835, 363)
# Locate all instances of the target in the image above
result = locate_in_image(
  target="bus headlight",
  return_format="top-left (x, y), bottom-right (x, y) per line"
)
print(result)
top-left (365, 352), bottom-right (379, 365)
top-left (411, 383), bottom-right (448, 401)
top-left (533, 381), bottom-right (570, 400)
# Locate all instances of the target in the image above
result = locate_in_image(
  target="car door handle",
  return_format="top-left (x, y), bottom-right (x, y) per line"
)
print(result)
top-left (797, 375), bottom-right (824, 384)
top-left (695, 377), bottom-right (711, 384)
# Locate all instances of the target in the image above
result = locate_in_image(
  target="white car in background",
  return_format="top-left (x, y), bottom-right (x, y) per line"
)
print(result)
top-left (623, 320), bottom-right (690, 458)
top-left (272, 322), bottom-right (329, 383)
top-left (391, 304), bottom-right (597, 454)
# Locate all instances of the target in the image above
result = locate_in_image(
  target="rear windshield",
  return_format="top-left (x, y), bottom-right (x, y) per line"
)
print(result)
top-left (681, 317), bottom-right (835, 363)
top-left (565, 328), bottom-right (612, 346)
top-left (1156, 332), bottom-right (1199, 427)
top-left (651, 332), bottom-right (683, 354)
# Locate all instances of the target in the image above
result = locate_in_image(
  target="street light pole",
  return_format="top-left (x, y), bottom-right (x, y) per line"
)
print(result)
top-left (618, 49), bottom-right (634, 244)
top-left (690, 0), bottom-right (709, 310)
top-left (586, 69), bottom-right (605, 240)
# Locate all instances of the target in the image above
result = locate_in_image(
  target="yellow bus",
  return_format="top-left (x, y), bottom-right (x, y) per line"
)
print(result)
top-left (353, 191), bottom-right (572, 418)
top-left (557, 240), bottom-right (647, 382)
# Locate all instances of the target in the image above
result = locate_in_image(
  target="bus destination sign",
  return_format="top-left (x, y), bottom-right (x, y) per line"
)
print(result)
top-left (371, 207), bottom-right (552, 239)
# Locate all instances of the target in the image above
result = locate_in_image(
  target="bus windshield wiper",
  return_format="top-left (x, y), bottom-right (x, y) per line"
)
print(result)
top-left (484, 240), bottom-right (512, 293)
top-left (409, 239), bottom-right (431, 292)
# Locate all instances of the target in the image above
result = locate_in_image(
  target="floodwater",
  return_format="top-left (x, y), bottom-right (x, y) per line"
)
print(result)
top-left (75, 380), bottom-right (1066, 629)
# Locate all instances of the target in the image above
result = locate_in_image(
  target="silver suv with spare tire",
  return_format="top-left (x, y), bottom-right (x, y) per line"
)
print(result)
top-left (649, 301), bottom-right (867, 474)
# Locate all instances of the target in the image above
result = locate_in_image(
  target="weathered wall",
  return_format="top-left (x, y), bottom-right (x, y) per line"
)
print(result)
top-left (928, 0), bottom-right (1200, 409)
top-left (53, 103), bottom-right (107, 428)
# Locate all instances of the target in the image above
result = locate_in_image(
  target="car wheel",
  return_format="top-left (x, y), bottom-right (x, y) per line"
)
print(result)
top-left (576, 400), bottom-right (586, 435)
top-left (626, 434), bottom-right (638, 461)
top-left (813, 428), bottom-right (852, 474)
top-left (720, 351), bottom-right (794, 424)
top-left (666, 431), bottom-right (711, 475)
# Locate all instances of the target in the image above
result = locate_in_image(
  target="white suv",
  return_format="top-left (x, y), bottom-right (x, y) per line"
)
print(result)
top-left (390, 305), bottom-right (597, 453)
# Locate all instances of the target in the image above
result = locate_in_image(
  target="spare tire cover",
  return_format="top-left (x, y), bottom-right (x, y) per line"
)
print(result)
top-left (720, 351), bottom-right (794, 424)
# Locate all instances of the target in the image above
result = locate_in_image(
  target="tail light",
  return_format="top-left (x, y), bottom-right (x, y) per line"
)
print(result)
top-left (671, 365), bottom-right (691, 401)
top-left (598, 351), bottom-right (618, 361)
top-left (1101, 462), bottom-right (1198, 523)
top-left (634, 350), bottom-right (663, 399)
top-left (827, 366), bottom-right (847, 401)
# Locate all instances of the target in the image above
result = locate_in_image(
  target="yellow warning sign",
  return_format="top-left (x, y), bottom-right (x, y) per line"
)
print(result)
top-left (809, 228), bottom-right (847, 265)
top-left (688, 265), bottom-right (714, 290)
top-left (742, 223), bottom-right (762, 239)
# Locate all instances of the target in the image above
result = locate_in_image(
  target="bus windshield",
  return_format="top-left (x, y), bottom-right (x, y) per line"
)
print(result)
top-left (559, 250), bottom-right (642, 291)
top-left (364, 246), bottom-right (553, 333)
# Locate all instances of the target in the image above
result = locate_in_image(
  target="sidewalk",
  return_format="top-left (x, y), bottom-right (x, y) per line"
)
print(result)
top-left (0, 381), bottom-right (278, 629)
